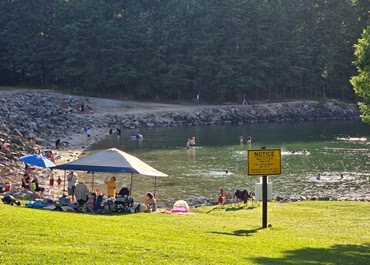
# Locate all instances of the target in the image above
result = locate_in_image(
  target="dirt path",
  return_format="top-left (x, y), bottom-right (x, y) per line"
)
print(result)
top-left (87, 97), bottom-right (238, 117)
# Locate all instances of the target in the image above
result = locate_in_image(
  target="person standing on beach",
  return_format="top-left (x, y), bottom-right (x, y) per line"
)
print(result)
top-left (49, 174), bottom-right (54, 192)
top-left (67, 171), bottom-right (77, 202)
top-left (86, 128), bottom-right (92, 138)
top-left (1, 141), bottom-right (10, 154)
top-left (55, 138), bottom-right (61, 149)
top-left (242, 94), bottom-right (247, 105)
top-left (116, 127), bottom-right (121, 136)
top-left (105, 176), bottom-right (117, 198)
top-left (109, 127), bottom-right (113, 135)
top-left (48, 151), bottom-right (55, 163)
top-left (28, 130), bottom-right (35, 145)
top-left (57, 176), bottom-right (62, 189)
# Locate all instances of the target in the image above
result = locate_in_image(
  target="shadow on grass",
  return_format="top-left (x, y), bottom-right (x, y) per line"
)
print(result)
top-left (206, 207), bottom-right (221, 214)
top-left (249, 243), bottom-right (370, 265)
top-left (211, 228), bottom-right (262, 237)
top-left (206, 205), bottom-right (257, 214)
top-left (225, 206), bottom-right (255, 211)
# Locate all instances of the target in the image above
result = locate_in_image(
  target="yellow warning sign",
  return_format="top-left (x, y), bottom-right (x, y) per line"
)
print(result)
top-left (248, 149), bottom-right (281, 175)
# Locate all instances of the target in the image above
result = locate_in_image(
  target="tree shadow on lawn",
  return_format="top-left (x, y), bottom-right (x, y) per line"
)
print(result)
top-left (210, 228), bottom-right (262, 237)
top-left (225, 206), bottom-right (256, 212)
top-left (206, 205), bottom-right (256, 214)
top-left (249, 243), bottom-right (370, 265)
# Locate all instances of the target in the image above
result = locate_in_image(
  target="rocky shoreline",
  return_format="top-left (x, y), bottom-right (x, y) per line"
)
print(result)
top-left (0, 90), bottom-right (364, 202)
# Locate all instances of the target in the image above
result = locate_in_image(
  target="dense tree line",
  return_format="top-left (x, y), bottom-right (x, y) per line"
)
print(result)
top-left (0, 0), bottom-right (368, 102)
top-left (351, 26), bottom-right (370, 124)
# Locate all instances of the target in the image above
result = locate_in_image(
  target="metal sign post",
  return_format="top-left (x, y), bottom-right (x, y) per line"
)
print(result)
top-left (262, 174), bottom-right (268, 228)
top-left (261, 147), bottom-right (268, 229)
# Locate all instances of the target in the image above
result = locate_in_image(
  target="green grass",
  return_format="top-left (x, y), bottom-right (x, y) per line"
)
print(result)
top-left (0, 86), bottom-right (54, 92)
top-left (0, 86), bottom-right (22, 91)
top-left (0, 85), bottom-right (120, 99)
top-left (0, 201), bottom-right (369, 264)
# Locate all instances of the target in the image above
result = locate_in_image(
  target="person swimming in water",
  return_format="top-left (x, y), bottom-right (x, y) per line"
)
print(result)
top-left (240, 136), bottom-right (243, 144)
top-left (186, 139), bottom-right (190, 149)
top-left (189, 137), bottom-right (196, 147)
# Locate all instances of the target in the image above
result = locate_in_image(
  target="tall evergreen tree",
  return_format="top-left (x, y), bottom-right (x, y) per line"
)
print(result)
top-left (351, 26), bottom-right (370, 124)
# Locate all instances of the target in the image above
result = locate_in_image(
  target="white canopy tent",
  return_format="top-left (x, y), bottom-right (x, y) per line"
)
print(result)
top-left (53, 148), bottom-right (168, 196)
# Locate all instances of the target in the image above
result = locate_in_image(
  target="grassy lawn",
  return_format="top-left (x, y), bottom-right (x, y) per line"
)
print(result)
top-left (0, 86), bottom-right (20, 91)
top-left (0, 86), bottom-right (53, 92)
top-left (0, 85), bottom-right (114, 98)
top-left (0, 201), bottom-right (369, 265)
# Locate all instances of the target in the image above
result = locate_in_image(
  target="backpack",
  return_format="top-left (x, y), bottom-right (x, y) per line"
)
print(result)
top-left (2, 195), bottom-right (21, 206)
top-left (119, 187), bottom-right (130, 198)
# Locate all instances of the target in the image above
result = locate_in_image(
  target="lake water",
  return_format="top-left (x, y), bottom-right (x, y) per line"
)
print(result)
top-left (87, 120), bottom-right (370, 207)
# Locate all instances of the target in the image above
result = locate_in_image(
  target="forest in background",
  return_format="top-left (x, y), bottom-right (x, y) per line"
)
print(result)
top-left (0, 0), bottom-right (368, 103)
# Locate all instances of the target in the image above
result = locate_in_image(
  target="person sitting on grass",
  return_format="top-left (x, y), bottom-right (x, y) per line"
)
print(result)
top-left (21, 174), bottom-right (31, 190)
top-left (32, 176), bottom-right (45, 196)
top-left (145, 192), bottom-right (157, 212)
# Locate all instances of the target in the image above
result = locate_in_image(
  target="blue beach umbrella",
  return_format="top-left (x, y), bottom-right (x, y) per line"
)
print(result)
top-left (20, 154), bottom-right (56, 168)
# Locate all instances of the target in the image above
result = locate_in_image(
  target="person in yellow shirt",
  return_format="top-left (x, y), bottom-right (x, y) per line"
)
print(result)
top-left (105, 176), bottom-right (117, 198)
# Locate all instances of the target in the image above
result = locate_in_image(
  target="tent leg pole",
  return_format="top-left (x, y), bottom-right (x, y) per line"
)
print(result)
top-left (92, 172), bottom-right (94, 191)
top-left (130, 173), bottom-right (133, 196)
top-left (63, 170), bottom-right (66, 193)
top-left (154, 176), bottom-right (157, 197)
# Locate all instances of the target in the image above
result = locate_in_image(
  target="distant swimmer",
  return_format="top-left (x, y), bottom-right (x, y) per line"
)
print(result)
top-left (189, 137), bottom-right (196, 147)
top-left (302, 148), bottom-right (308, 154)
top-left (240, 136), bottom-right (244, 144)
top-left (316, 172), bottom-right (321, 181)
top-left (135, 134), bottom-right (143, 139)
top-left (336, 136), bottom-right (367, 141)
top-left (291, 150), bottom-right (296, 154)
top-left (339, 173), bottom-right (344, 180)
top-left (247, 136), bottom-right (252, 145)
top-left (131, 134), bottom-right (143, 140)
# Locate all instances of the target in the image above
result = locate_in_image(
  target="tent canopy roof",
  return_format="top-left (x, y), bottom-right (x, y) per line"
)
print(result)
top-left (52, 148), bottom-right (167, 177)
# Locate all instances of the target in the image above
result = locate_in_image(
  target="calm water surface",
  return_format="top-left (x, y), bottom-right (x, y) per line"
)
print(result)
top-left (87, 120), bottom-right (370, 207)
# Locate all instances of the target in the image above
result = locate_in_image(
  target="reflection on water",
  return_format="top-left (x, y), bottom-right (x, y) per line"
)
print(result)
top-left (87, 120), bottom-right (370, 207)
